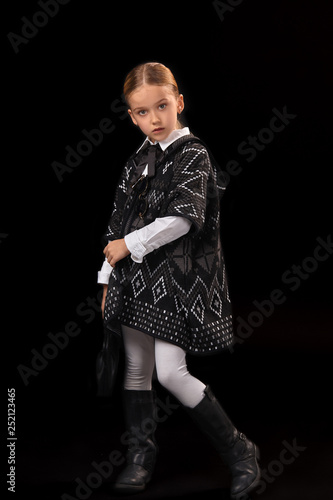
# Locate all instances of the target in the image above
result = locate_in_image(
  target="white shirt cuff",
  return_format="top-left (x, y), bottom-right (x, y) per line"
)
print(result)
top-left (125, 216), bottom-right (192, 263)
top-left (97, 258), bottom-right (113, 284)
top-left (124, 232), bottom-right (146, 263)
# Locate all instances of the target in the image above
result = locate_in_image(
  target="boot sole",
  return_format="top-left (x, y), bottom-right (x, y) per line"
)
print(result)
top-left (230, 444), bottom-right (261, 500)
top-left (112, 483), bottom-right (147, 494)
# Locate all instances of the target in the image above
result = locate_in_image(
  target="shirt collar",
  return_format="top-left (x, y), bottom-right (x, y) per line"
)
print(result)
top-left (136, 127), bottom-right (190, 154)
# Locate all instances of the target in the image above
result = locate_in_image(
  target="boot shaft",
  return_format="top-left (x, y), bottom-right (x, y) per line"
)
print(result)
top-left (184, 385), bottom-right (261, 498)
top-left (114, 390), bottom-right (158, 492)
top-left (185, 385), bottom-right (238, 454)
top-left (122, 390), bottom-right (158, 465)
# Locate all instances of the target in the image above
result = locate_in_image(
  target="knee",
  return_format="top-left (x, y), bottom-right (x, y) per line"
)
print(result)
top-left (124, 356), bottom-right (154, 391)
top-left (156, 365), bottom-right (180, 392)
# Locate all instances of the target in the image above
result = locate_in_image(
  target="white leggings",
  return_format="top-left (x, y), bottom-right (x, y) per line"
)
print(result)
top-left (121, 325), bottom-right (206, 408)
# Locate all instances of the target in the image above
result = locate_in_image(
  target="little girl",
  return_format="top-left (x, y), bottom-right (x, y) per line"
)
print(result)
top-left (98, 62), bottom-right (260, 499)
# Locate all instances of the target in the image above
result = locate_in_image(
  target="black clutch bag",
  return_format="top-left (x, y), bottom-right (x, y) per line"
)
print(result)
top-left (96, 327), bottom-right (121, 398)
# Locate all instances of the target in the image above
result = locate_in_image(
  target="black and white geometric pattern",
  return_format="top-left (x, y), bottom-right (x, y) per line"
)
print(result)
top-left (131, 269), bottom-right (146, 298)
top-left (152, 276), bottom-right (167, 304)
top-left (103, 134), bottom-right (234, 355)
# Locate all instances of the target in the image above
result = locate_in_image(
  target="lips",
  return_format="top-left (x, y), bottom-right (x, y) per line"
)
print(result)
top-left (153, 128), bottom-right (164, 133)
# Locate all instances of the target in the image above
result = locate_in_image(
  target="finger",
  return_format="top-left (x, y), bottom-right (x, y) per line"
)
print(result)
top-left (107, 256), bottom-right (115, 267)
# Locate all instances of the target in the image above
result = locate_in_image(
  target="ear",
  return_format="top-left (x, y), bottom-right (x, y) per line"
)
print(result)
top-left (128, 109), bottom-right (138, 126)
top-left (177, 94), bottom-right (184, 113)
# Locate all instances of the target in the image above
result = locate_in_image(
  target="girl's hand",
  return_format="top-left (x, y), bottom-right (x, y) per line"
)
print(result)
top-left (103, 239), bottom-right (130, 268)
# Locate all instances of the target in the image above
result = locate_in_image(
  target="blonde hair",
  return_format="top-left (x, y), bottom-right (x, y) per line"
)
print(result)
top-left (124, 62), bottom-right (180, 102)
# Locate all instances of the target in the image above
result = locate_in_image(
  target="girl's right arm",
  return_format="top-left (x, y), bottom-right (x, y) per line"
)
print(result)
top-left (101, 283), bottom-right (108, 319)
top-left (98, 242), bottom-right (113, 318)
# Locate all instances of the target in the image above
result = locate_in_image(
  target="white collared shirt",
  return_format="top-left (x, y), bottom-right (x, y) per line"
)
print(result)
top-left (137, 127), bottom-right (190, 152)
top-left (136, 127), bottom-right (190, 176)
top-left (97, 128), bottom-right (192, 285)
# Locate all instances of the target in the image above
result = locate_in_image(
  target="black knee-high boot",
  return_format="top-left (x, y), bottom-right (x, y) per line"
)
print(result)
top-left (114, 390), bottom-right (158, 494)
top-left (185, 386), bottom-right (260, 499)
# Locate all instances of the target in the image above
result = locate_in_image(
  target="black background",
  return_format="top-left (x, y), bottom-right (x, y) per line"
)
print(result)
top-left (2, 1), bottom-right (333, 499)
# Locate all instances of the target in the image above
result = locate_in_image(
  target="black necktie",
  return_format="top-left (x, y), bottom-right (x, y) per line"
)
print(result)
top-left (135, 143), bottom-right (163, 178)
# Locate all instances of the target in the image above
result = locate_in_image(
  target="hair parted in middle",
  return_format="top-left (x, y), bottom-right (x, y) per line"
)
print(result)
top-left (123, 62), bottom-right (180, 103)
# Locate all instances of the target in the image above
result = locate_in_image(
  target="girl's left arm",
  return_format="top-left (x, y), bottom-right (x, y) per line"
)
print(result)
top-left (123, 216), bottom-right (192, 263)
top-left (103, 216), bottom-right (191, 266)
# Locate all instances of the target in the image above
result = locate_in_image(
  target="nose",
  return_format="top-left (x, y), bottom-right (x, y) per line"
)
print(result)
top-left (150, 111), bottom-right (160, 125)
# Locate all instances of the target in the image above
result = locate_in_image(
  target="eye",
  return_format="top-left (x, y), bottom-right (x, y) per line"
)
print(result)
top-left (138, 110), bottom-right (147, 116)
top-left (159, 103), bottom-right (167, 110)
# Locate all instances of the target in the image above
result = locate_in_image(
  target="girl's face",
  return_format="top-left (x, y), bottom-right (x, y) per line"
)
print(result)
top-left (128, 84), bottom-right (184, 143)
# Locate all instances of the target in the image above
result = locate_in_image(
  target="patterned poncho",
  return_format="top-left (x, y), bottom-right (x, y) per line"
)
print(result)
top-left (103, 134), bottom-right (234, 355)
